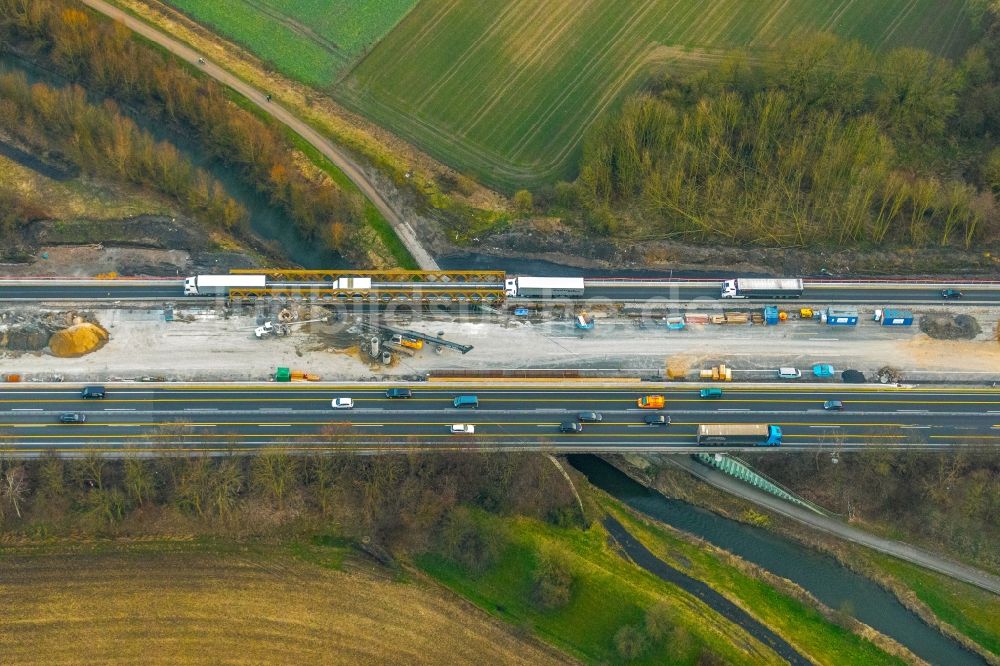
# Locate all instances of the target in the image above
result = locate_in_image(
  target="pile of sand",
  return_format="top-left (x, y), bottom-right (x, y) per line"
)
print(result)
top-left (48, 322), bottom-right (109, 357)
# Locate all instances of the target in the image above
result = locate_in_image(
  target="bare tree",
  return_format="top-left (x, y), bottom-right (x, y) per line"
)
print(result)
top-left (210, 456), bottom-right (244, 519)
top-left (251, 452), bottom-right (299, 509)
top-left (70, 452), bottom-right (106, 490)
top-left (123, 455), bottom-right (155, 506)
top-left (0, 463), bottom-right (28, 519)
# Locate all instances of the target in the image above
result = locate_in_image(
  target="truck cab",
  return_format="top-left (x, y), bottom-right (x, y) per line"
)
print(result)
top-left (764, 425), bottom-right (783, 446)
top-left (183, 277), bottom-right (198, 295)
top-left (637, 395), bottom-right (665, 409)
top-left (721, 280), bottom-right (738, 298)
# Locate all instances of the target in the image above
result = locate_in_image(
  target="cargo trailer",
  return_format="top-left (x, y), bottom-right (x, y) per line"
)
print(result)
top-left (696, 423), bottom-right (782, 446)
top-left (721, 278), bottom-right (803, 299)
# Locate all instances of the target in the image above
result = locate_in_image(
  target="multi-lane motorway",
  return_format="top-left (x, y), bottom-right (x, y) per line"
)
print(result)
top-left (2, 278), bottom-right (999, 303)
top-left (1, 384), bottom-right (998, 457)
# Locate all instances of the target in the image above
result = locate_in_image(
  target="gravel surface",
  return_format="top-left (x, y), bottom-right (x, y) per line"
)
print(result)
top-left (0, 305), bottom-right (997, 383)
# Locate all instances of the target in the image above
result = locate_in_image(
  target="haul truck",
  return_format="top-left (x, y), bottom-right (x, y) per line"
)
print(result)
top-left (505, 276), bottom-right (585, 298)
top-left (697, 423), bottom-right (783, 447)
top-left (184, 274), bottom-right (267, 296)
top-left (721, 278), bottom-right (803, 299)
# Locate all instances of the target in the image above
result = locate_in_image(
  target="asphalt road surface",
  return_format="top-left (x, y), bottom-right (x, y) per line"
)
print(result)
top-left (2, 279), bottom-right (998, 305)
top-left (1, 384), bottom-right (997, 456)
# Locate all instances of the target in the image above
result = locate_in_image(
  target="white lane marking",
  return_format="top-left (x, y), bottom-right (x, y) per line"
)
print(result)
top-left (719, 409), bottom-right (750, 412)
top-left (106, 408), bottom-right (136, 411)
top-left (901, 425), bottom-right (931, 429)
top-left (12, 408), bottom-right (43, 411)
top-left (897, 410), bottom-right (929, 413)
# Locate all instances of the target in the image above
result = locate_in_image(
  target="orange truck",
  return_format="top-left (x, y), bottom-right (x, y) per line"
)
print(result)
top-left (637, 395), bottom-right (665, 409)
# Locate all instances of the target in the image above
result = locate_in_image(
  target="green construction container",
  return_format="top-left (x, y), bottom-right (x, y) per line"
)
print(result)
top-left (275, 367), bottom-right (291, 382)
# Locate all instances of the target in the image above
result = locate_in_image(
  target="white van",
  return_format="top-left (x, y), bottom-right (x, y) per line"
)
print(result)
top-left (778, 367), bottom-right (802, 379)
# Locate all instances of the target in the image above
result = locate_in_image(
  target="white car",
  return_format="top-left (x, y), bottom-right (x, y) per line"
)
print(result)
top-left (450, 424), bottom-right (475, 434)
top-left (778, 367), bottom-right (802, 379)
top-left (331, 397), bottom-right (354, 409)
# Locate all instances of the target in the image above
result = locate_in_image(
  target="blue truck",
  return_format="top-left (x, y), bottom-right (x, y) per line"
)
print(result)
top-left (696, 424), bottom-right (782, 446)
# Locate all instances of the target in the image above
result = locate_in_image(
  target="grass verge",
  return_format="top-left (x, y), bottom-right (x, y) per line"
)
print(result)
top-left (418, 498), bottom-right (905, 665)
top-left (864, 553), bottom-right (1000, 659)
top-left (600, 498), bottom-right (907, 665)
top-left (418, 513), bottom-right (776, 665)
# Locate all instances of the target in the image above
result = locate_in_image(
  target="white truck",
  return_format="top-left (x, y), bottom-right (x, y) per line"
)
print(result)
top-left (183, 274), bottom-right (267, 296)
top-left (505, 276), bottom-right (585, 298)
top-left (721, 278), bottom-right (803, 299)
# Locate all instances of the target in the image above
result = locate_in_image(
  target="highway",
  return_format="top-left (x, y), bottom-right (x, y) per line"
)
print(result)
top-left (1, 384), bottom-right (998, 456)
top-left (2, 278), bottom-right (999, 304)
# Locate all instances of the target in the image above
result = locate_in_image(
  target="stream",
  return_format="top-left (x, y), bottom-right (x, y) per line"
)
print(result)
top-left (0, 55), bottom-right (343, 269)
top-left (568, 455), bottom-right (984, 666)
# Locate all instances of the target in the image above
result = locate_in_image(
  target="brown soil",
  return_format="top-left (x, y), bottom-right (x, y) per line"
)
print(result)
top-left (0, 548), bottom-right (570, 665)
top-left (919, 314), bottom-right (982, 340)
top-left (474, 218), bottom-right (1000, 277)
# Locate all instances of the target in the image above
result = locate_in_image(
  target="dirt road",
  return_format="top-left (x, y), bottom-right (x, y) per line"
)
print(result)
top-left (665, 456), bottom-right (1000, 595)
top-left (79, 0), bottom-right (440, 271)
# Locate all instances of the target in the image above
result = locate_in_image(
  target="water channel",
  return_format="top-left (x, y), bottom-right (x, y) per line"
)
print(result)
top-left (567, 455), bottom-right (984, 666)
top-left (0, 56), bottom-right (342, 269)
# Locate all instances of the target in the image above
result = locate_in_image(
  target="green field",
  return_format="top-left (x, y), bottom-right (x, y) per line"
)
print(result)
top-left (342, 0), bottom-right (977, 187)
top-left (164, 0), bottom-right (419, 87)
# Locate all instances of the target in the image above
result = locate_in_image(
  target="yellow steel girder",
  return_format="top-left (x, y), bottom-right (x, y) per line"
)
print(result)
top-left (227, 287), bottom-right (505, 302)
top-left (229, 268), bottom-right (506, 284)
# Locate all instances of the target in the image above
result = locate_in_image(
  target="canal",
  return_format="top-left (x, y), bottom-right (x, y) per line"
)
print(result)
top-left (568, 455), bottom-right (984, 665)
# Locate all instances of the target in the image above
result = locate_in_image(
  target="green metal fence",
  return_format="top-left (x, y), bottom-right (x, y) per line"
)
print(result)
top-left (693, 453), bottom-right (831, 516)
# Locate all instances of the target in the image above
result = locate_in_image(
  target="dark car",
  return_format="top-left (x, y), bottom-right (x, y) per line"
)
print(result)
top-left (823, 400), bottom-right (845, 411)
top-left (941, 288), bottom-right (964, 299)
top-left (644, 414), bottom-right (670, 426)
top-left (80, 385), bottom-right (106, 399)
top-left (577, 411), bottom-right (603, 422)
top-left (559, 421), bottom-right (583, 433)
top-left (59, 412), bottom-right (87, 423)
top-left (384, 388), bottom-right (412, 399)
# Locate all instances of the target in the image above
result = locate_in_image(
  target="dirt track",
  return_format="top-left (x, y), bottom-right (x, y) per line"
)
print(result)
top-left (79, 0), bottom-right (440, 271)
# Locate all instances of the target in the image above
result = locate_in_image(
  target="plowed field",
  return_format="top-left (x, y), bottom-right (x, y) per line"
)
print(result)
top-left (0, 548), bottom-right (568, 664)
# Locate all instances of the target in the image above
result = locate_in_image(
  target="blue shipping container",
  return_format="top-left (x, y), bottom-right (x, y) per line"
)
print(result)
top-left (764, 305), bottom-right (779, 325)
top-left (826, 307), bottom-right (858, 326)
top-left (881, 309), bottom-right (913, 326)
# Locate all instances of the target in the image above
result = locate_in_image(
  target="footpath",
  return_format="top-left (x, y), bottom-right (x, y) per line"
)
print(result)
top-left (80, 0), bottom-right (440, 271)
top-left (666, 455), bottom-right (1000, 595)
